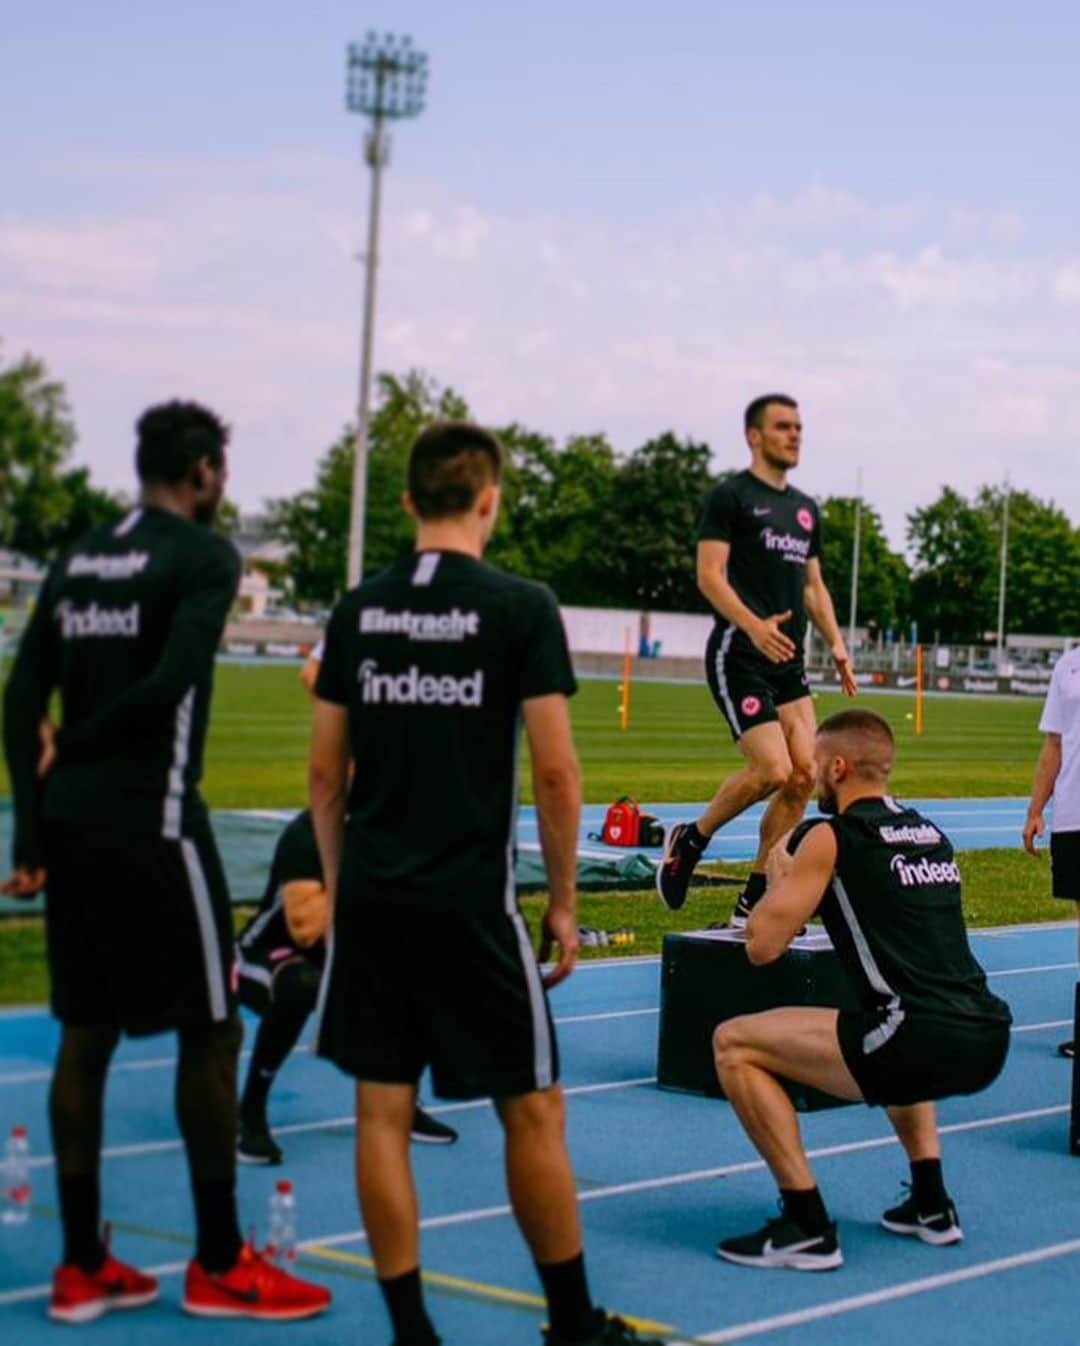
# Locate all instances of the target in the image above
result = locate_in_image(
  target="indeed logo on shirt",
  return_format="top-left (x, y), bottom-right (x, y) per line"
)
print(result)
top-left (358, 659), bottom-right (484, 707)
top-left (889, 853), bottom-right (961, 888)
top-left (68, 551), bottom-right (149, 581)
top-left (761, 529), bottom-right (811, 561)
top-left (360, 607), bottom-right (480, 642)
top-left (56, 601), bottom-right (140, 639)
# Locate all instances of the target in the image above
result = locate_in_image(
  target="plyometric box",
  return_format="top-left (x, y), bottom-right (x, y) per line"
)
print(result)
top-left (657, 928), bottom-right (862, 1112)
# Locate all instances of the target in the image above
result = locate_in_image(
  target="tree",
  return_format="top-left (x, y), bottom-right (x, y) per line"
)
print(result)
top-left (266, 370), bottom-right (468, 604)
top-left (907, 487), bottom-right (998, 642)
top-left (595, 433), bottom-right (715, 611)
top-left (974, 487), bottom-right (1080, 637)
top-left (818, 496), bottom-right (911, 637)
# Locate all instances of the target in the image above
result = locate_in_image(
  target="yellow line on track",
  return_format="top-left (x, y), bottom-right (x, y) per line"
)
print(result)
top-left (304, 1243), bottom-right (675, 1337)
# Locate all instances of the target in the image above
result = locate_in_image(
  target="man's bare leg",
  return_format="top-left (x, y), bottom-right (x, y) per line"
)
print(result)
top-left (495, 1089), bottom-right (603, 1343)
top-left (753, 698), bottom-right (817, 868)
top-left (712, 1008), bottom-right (861, 1268)
top-left (882, 1102), bottom-right (962, 1242)
top-left (356, 1082), bottom-right (439, 1345)
top-left (696, 722), bottom-right (793, 838)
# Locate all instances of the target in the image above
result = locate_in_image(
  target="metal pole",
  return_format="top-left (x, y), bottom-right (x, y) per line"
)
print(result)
top-left (346, 104), bottom-right (388, 588)
top-left (996, 478), bottom-right (1010, 671)
top-left (848, 467), bottom-right (862, 654)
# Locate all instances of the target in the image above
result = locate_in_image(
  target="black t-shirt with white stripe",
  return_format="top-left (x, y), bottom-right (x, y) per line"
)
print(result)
top-left (315, 549), bottom-right (577, 914)
top-left (696, 470), bottom-right (821, 657)
top-left (238, 809), bottom-right (323, 956)
top-left (3, 507), bottom-right (241, 863)
top-left (794, 798), bottom-right (1012, 1028)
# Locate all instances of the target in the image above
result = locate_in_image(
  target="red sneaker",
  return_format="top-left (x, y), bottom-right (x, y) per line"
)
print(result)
top-left (49, 1242), bottom-right (159, 1324)
top-left (182, 1242), bottom-right (331, 1320)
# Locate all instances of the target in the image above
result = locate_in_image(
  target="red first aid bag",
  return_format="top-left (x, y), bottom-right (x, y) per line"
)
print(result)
top-left (601, 797), bottom-right (642, 847)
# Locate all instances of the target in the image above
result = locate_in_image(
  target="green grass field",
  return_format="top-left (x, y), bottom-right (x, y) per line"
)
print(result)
top-left (2, 664), bottom-right (1038, 807)
top-left (0, 665), bottom-right (1059, 1006)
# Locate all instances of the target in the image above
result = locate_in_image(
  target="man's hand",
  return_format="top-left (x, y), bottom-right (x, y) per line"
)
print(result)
top-left (37, 718), bottom-right (57, 778)
top-left (283, 880), bottom-right (330, 947)
top-left (1022, 812), bottom-right (1045, 856)
top-left (832, 648), bottom-right (858, 697)
top-left (750, 611), bottom-right (796, 664)
top-left (1, 866), bottom-right (46, 899)
top-left (538, 905), bottom-right (579, 989)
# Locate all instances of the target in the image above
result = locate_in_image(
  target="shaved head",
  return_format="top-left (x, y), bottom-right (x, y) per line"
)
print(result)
top-left (814, 710), bottom-right (895, 814)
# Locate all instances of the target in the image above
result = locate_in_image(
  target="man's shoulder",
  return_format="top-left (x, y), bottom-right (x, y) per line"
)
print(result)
top-left (1053, 648), bottom-right (1080, 681)
top-left (785, 482), bottom-right (819, 513)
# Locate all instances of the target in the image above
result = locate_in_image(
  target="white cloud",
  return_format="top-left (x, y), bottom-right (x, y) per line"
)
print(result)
top-left (1, 158), bottom-right (1078, 550)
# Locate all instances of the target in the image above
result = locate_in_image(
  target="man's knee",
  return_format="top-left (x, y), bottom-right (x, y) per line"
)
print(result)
top-left (713, 1018), bottom-right (749, 1072)
top-left (179, 1012), bottom-right (243, 1061)
top-left (750, 756), bottom-right (791, 795)
top-left (497, 1086), bottom-right (566, 1138)
top-left (271, 959), bottom-right (320, 1017)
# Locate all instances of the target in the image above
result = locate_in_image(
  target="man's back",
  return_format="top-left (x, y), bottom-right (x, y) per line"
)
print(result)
top-left (316, 549), bottom-right (576, 912)
top-left (813, 798), bottom-right (1011, 1026)
top-left (30, 506), bottom-right (240, 837)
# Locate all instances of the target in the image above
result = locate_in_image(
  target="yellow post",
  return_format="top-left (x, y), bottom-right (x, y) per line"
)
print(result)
top-left (915, 644), bottom-right (924, 736)
top-left (620, 629), bottom-right (632, 732)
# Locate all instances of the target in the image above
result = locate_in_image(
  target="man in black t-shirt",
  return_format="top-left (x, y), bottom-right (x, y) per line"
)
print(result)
top-left (2, 403), bottom-right (328, 1321)
top-left (710, 710), bottom-right (1011, 1271)
top-left (658, 393), bottom-right (857, 918)
top-left (310, 422), bottom-right (661, 1346)
top-left (235, 809), bottom-right (457, 1163)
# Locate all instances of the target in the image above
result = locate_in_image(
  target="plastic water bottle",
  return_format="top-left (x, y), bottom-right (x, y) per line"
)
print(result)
top-left (2, 1126), bottom-right (31, 1226)
top-left (266, 1179), bottom-right (297, 1266)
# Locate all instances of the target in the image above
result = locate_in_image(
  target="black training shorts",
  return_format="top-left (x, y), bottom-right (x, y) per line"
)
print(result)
top-left (316, 902), bottom-right (559, 1100)
top-left (43, 814), bottom-right (235, 1038)
top-left (837, 1010), bottom-right (1010, 1108)
top-left (1050, 831), bottom-right (1080, 901)
top-left (705, 627), bottom-right (810, 741)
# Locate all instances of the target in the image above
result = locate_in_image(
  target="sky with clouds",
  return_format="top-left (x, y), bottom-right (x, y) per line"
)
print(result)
top-left (4, 0), bottom-right (1079, 548)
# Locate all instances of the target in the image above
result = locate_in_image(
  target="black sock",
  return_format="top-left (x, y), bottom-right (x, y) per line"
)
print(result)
top-left (780, 1186), bottom-right (831, 1234)
top-left (536, 1253), bottom-right (602, 1343)
top-left (58, 1173), bottom-right (105, 1272)
top-left (743, 871), bottom-right (767, 906)
top-left (910, 1158), bottom-right (948, 1212)
top-left (378, 1268), bottom-right (438, 1346)
top-left (192, 1178), bottom-right (244, 1273)
top-left (685, 823), bottom-right (709, 851)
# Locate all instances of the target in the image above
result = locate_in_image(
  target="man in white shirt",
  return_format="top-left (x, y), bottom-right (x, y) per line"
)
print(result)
top-left (1023, 643), bottom-right (1080, 1059)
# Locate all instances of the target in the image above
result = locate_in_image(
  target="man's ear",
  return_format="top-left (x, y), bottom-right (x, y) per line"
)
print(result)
top-left (402, 491), bottom-right (418, 521)
top-left (477, 482), bottom-right (499, 518)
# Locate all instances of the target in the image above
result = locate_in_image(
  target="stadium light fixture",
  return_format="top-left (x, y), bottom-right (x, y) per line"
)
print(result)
top-left (345, 32), bottom-right (429, 587)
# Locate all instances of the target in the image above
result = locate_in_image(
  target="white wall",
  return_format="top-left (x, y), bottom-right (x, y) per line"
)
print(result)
top-left (559, 605), bottom-right (712, 658)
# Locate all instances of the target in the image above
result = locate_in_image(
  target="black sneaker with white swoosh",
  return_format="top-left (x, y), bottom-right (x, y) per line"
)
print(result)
top-left (716, 1213), bottom-right (843, 1270)
top-left (881, 1192), bottom-right (963, 1245)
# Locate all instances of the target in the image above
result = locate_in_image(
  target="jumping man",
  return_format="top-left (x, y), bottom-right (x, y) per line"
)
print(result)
top-left (657, 393), bottom-right (857, 918)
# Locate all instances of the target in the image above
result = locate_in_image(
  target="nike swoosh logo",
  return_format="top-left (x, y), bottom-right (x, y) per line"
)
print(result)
top-left (917, 1213), bottom-right (947, 1226)
top-left (753, 507), bottom-right (771, 516)
top-left (763, 1236), bottom-right (825, 1255)
top-left (213, 1283), bottom-right (261, 1304)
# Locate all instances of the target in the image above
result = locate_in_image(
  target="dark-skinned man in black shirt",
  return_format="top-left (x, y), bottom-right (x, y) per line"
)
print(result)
top-left (309, 421), bottom-right (662, 1346)
top-left (2, 402), bottom-right (329, 1324)
top-left (711, 709), bottom-right (1011, 1270)
top-left (657, 393), bottom-right (858, 920)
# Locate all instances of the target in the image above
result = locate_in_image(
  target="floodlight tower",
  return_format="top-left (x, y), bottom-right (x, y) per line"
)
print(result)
top-left (345, 32), bottom-right (428, 586)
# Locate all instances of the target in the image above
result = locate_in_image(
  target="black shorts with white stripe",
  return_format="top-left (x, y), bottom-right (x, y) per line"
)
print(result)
top-left (836, 1009), bottom-right (1010, 1108)
top-left (43, 812), bottom-right (235, 1037)
top-left (705, 626), bottom-right (811, 741)
top-left (315, 902), bottom-right (559, 1100)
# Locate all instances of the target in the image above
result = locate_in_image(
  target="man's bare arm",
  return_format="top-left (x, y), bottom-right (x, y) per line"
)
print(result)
top-left (1023, 733), bottom-right (1061, 855)
top-left (522, 693), bottom-right (582, 988)
top-left (697, 539), bottom-right (796, 664)
top-left (745, 823), bottom-right (837, 965)
top-left (308, 700), bottom-right (351, 909)
top-left (804, 558), bottom-right (856, 695)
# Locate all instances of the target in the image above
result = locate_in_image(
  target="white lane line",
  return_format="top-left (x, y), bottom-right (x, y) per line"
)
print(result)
top-left (990, 962), bottom-right (1077, 978)
top-left (25, 1076), bottom-right (658, 1169)
top-left (1011, 1018), bottom-right (1072, 1033)
top-left (312, 1102), bottom-right (1070, 1248)
top-left (697, 1238), bottom-right (1080, 1342)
